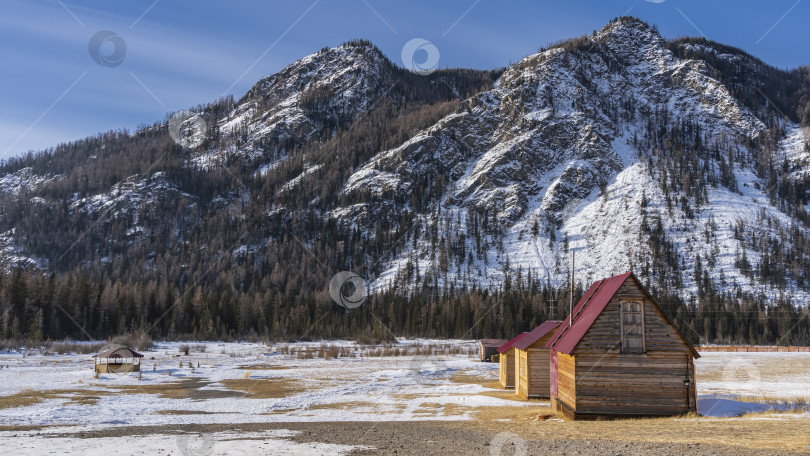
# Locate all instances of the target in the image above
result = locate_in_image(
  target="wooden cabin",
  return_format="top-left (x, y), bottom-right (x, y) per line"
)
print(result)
top-left (93, 346), bottom-right (144, 373)
top-left (513, 320), bottom-right (563, 398)
top-left (497, 332), bottom-right (528, 389)
top-left (546, 272), bottom-right (699, 420)
top-left (479, 339), bottom-right (508, 362)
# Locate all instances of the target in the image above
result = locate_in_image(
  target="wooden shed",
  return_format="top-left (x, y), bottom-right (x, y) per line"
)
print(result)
top-left (479, 339), bottom-right (508, 362)
top-left (497, 332), bottom-right (528, 389)
top-left (513, 320), bottom-right (563, 398)
top-left (93, 346), bottom-right (144, 373)
top-left (546, 272), bottom-right (699, 420)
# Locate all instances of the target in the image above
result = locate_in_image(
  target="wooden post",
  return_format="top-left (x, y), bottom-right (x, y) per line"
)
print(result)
top-left (569, 251), bottom-right (574, 327)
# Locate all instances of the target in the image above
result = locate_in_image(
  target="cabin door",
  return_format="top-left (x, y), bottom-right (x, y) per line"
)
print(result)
top-left (620, 300), bottom-right (645, 353)
top-left (549, 351), bottom-right (558, 398)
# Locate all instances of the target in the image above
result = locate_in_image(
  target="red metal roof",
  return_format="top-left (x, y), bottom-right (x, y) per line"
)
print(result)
top-left (513, 320), bottom-right (564, 351)
top-left (545, 272), bottom-right (632, 355)
top-left (497, 332), bottom-right (528, 353)
top-left (480, 339), bottom-right (508, 347)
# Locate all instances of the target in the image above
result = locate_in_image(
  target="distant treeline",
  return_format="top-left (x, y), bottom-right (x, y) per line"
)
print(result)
top-left (1, 266), bottom-right (807, 346)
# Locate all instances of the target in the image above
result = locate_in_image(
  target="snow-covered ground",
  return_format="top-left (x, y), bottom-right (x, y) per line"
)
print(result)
top-left (696, 352), bottom-right (810, 418)
top-left (1, 340), bottom-right (809, 454)
top-left (696, 351), bottom-right (810, 399)
top-left (0, 340), bottom-right (518, 429)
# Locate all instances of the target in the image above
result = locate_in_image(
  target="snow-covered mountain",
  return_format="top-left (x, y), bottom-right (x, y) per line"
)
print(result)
top-left (330, 19), bottom-right (808, 303)
top-left (193, 41), bottom-right (396, 169)
top-left (1, 17), bottom-right (808, 306)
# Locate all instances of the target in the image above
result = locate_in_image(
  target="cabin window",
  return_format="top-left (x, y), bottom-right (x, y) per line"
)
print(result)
top-left (520, 358), bottom-right (525, 376)
top-left (620, 300), bottom-right (645, 353)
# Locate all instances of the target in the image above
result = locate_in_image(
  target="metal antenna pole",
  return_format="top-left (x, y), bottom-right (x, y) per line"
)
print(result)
top-left (569, 251), bottom-right (574, 327)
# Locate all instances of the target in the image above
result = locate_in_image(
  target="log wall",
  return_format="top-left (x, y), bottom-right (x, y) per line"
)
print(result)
top-left (573, 352), bottom-right (696, 415)
top-left (556, 351), bottom-right (576, 409)
top-left (516, 333), bottom-right (556, 398)
top-left (499, 350), bottom-right (516, 388)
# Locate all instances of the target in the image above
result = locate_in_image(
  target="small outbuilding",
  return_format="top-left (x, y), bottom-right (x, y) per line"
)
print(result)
top-left (546, 272), bottom-right (699, 420)
top-left (513, 320), bottom-right (563, 398)
top-left (497, 332), bottom-right (528, 389)
top-left (93, 346), bottom-right (144, 373)
top-left (479, 339), bottom-right (508, 362)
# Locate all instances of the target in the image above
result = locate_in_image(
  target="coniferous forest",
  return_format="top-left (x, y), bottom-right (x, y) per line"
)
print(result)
top-left (1, 264), bottom-right (808, 346)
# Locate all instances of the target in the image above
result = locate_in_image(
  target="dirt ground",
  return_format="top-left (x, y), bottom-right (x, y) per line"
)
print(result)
top-left (32, 410), bottom-right (810, 456)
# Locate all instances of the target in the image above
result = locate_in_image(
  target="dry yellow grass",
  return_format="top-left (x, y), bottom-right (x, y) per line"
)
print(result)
top-left (0, 425), bottom-right (72, 432)
top-left (449, 372), bottom-right (493, 385)
top-left (476, 389), bottom-right (537, 403)
top-left (730, 394), bottom-right (810, 407)
top-left (0, 378), bottom-right (251, 406)
top-left (0, 389), bottom-right (114, 409)
top-left (155, 410), bottom-right (219, 415)
top-left (65, 394), bottom-right (107, 406)
top-left (472, 405), bottom-right (554, 422)
top-left (450, 371), bottom-right (545, 404)
top-left (390, 392), bottom-right (487, 401)
top-left (220, 378), bottom-right (304, 399)
top-left (0, 390), bottom-right (50, 409)
top-left (306, 401), bottom-right (378, 410)
top-left (390, 392), bottom-right (428, 400)
top-left (448, 361), bottom-right (810, 452)
top-left (412, 402), bottom-right (442, 416)
top-left (112, 378), bottom-right (239, 400)
top-left (738, 409), bottom-right (806, 418)
top-left (453, 410), bottom-right (810, 453)
top-left (696, 354), bottom-right (810, 383)
top-left (305, 401), bottom-right (408, 415)
top-left (406, 402), bottom-right (485, 418)
top-left (441, 403), bottom-right (476, 417)
top-left (261, 407), bottom-right (300, 415)
top-left (236, 364), bottom-right (292, 370)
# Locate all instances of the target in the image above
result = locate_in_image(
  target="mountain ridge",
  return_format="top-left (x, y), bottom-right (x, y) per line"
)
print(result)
top-left (0, 16), bottom-right (809, 343)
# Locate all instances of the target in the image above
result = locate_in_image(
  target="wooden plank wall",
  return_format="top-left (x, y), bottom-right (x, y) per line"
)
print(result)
top-left (499, 351), bottom-right (517, 388)
top-left (525, 349), bottom-right (551, 397)
top-left (556, 352), bottom-right (576, 409)
top-left (499, 353), bottom-right (507, 386)
top-left (574, 351), bottom-right (695, 415)
top-left (515, 332), bottom-right (558, 398)
top-left (577, 281), bottom-right (693, 354)
top-left (517, 350), bottom-right (529, 398)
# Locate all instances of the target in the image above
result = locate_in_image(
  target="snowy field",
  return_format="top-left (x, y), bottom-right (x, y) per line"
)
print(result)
top-left (1, 340), bottom-right (809, 454)
top-left (0, 340), bottom-right (518, 427)
top-left (695, 351), bottom-right (810, 418)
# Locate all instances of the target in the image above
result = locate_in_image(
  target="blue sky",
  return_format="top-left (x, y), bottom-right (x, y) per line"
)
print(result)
top-left (0, 0), bottom-right (806, 159)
